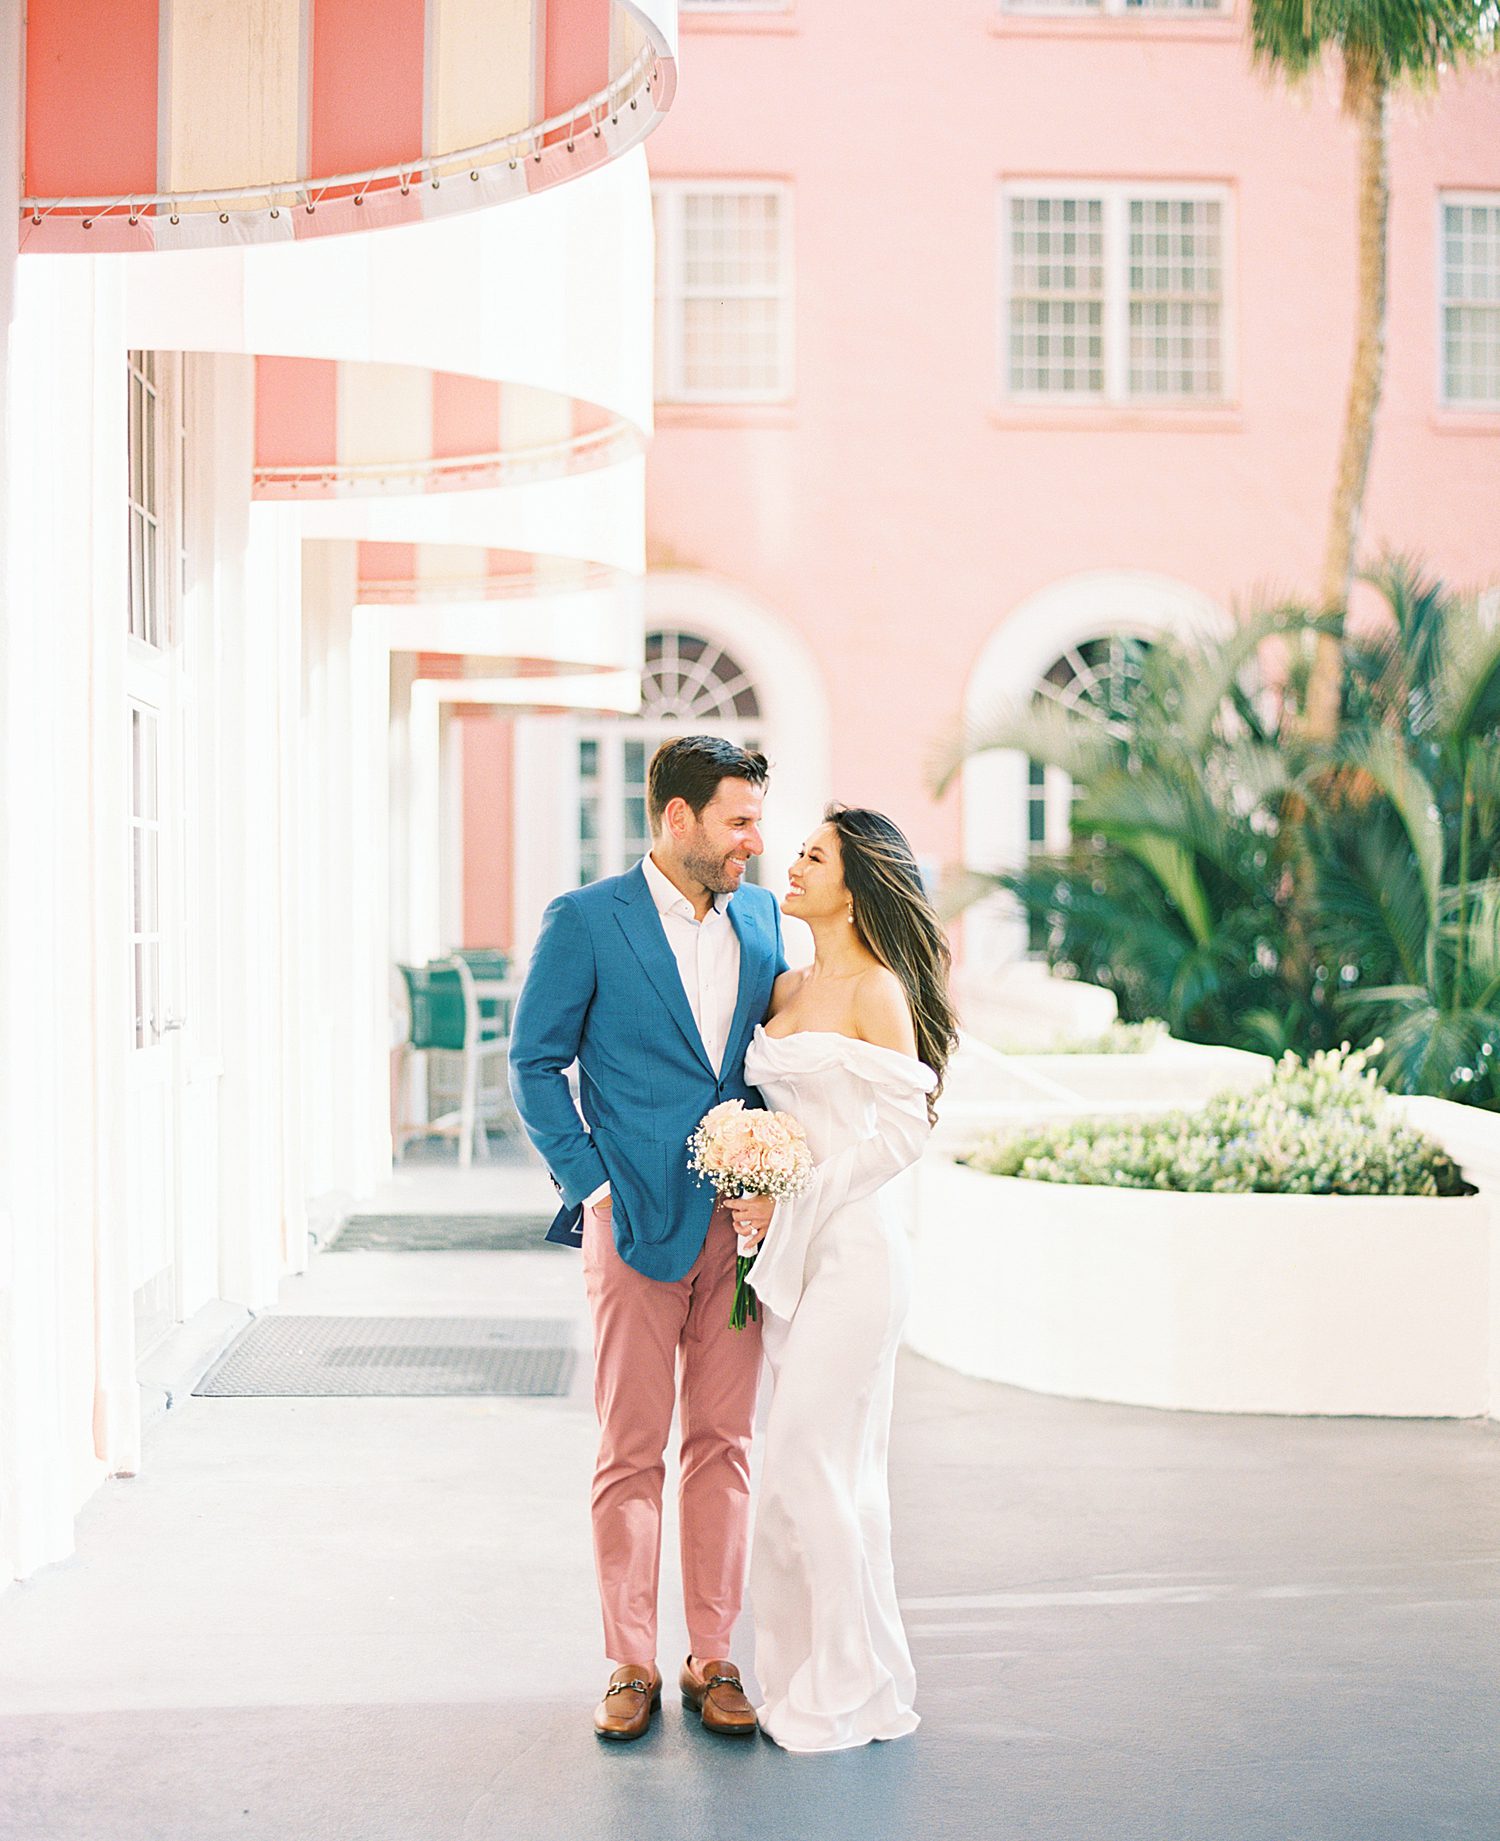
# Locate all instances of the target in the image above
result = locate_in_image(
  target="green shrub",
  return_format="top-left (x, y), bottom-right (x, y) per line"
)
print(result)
top-left (964, 1045), bottom-right (1472, 1198)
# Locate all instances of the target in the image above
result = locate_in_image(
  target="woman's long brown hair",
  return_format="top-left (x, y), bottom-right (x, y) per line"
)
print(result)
top-left (825, 804), bottom-right (960, 1122)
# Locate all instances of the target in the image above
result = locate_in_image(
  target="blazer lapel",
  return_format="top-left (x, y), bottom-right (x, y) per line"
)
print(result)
top-left (723, 891), bottom-right (770, 1077)
top-left (614, 866), bottom-right (715, 1075)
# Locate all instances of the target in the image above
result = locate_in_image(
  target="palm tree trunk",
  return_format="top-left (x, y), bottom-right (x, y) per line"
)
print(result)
top-left (1305, 54), bottom-right (1389, 743)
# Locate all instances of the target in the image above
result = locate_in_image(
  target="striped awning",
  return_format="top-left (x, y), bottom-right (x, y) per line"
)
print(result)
top-left (123, 149), bottom-right (655, 451)
top-left (253, 358), bottom-right (637, 499)
top-left (372, 557), bottom-right (645, 679)
top-left (20, 0), bottom-right (676, 254)
top-left (295, 457), bottom-right (648, 575)
top-left (357, 542), bottom-right (623, 604)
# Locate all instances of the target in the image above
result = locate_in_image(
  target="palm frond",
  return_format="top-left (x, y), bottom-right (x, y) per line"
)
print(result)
top-left (1325, 727), bottom-right (1443, 937)
top-left (1308, 807), bottom-right (1432, 986)
top-left (1173, 603), bottom-right (1331, 753)
top-left (929, 694), bottom-right (1117, 797)
top-left (1432, 599), bottom-right (1500, 753)
top-left (1251, 0), bottom-right (1496, 90)
top-left (1118, 834), bottom-right (1215, 947)
top-left (936, 865), bottom-right (1007, 924)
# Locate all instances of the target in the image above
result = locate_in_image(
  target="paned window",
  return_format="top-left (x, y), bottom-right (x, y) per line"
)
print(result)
top-left (127, 349), bottom-right (186, 646)
top-left (130, 704), bottom-right (164, 1047)
top-left (1003, 186), bottom-right (1229, 404)
top-left (128, 351), bottom-right (164, 645)
top-left (1002, 0), bottom-right (1229, 13)
top-left (655, 185), bottom-right (794, 403)
top-left (1026, 636), bottom-right (1150, 951)
top-left (1441, 196), bottom-right (1500, 407)
top-left (577, 631), bottom-right (762, 885)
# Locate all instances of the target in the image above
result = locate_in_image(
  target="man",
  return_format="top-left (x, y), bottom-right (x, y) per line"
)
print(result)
top-left (509, 735), bottom-right (787, 1741)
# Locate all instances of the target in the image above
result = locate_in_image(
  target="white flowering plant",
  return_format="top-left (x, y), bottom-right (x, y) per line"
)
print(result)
top-left (965, 1045), bottom-right (1472, 1198)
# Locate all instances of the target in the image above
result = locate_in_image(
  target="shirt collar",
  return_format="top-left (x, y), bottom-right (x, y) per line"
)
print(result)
top-left (642, 852), bottom-right (732, 921)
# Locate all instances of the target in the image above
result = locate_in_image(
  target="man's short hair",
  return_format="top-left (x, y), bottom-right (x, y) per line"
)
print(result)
top-left (647, 735), bottom-right (770, 831)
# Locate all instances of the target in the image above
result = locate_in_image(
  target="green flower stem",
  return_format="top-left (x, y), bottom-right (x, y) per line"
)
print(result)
top-left (730, 1254), bottom-right (759, 1332)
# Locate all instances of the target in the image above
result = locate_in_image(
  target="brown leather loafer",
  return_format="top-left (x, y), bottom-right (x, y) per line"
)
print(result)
top-left (594, 1664), bottom-right (662, 1741)
top-left (680, 1655), bottom-right (758, 1737)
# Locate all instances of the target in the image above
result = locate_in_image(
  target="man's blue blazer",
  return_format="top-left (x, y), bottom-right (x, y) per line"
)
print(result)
top-left (508, 861), bottom-right (788, 1282)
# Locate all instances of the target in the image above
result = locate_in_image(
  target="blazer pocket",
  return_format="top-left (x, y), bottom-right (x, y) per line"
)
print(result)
top-left (625, 1142), bottom-right (679, 1245)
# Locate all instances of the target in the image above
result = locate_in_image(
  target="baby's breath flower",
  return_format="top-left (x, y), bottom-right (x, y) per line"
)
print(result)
top-left (964, 1046), bottom-right (1470, 1199)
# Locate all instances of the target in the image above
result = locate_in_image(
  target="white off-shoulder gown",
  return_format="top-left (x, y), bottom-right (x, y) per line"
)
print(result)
top-left (742, 1024), bottom-right (935, 1754)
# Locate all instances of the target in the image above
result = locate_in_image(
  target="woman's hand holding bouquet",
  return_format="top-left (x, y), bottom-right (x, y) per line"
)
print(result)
top-left (687, 1100), bottom-right (813, 1329)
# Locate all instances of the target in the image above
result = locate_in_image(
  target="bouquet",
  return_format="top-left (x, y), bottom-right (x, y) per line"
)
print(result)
top-left (687, 1099), bottom-right (814, 1329)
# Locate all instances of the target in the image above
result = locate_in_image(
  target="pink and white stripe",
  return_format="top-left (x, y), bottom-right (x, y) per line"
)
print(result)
top-left (20, 0), bottom-right (677, 253)
top-left (356, 541), bottom-right (623, 604)
top-left (252, 357), bottom-right (636, 499)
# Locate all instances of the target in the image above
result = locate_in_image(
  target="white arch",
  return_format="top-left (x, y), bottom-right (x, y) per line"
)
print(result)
top-left (510, 571), bottom-right (831, 959)
top-left (647, 572), bottom-right (831, 961)
top-left (962, 569), bottom-right (1229, 970)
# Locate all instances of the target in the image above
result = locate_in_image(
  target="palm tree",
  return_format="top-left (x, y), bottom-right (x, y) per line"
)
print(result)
top-left (1315, 559), bottom-right (1500, 1100)
top-left (932, 611), bottom-right (1325, 1050)
top-left (1249, 0), bottom-right (1496, 741)
top-left (936, 563), bottom-right (1500, 1104)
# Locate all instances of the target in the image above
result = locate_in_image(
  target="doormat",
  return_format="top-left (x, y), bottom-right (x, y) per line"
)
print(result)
top-left (329, 1214), bottom-right (559, 1253)
top-left (193, 1316), bottom-right (577, 1398)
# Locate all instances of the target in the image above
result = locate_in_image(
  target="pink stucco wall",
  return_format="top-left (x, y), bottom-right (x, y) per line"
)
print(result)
top-left (643, 5), bottom-right (1500, 865)
top-left (461, 716), bottom-right (515, 951)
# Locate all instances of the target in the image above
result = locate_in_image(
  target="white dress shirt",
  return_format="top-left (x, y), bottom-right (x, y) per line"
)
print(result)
top-left (587, 853), bottom-right (743, 1207)
top-left (640, 850), bottom-right (741, 1076)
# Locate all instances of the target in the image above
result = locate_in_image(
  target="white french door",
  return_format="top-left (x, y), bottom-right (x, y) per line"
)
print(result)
top-left (123, 350), bottom-right (190, 1357)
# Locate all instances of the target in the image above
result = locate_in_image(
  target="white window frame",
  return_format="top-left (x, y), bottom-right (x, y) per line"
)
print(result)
top-left (999, 180), bottom-right (1235, 407)
top-left (1438, 190), bottom-right (1500, 411)
top-left (125, 350), bottom-right (187, 1051)
top-left (127, 349), bottom-right (186, 650)
top-left (573, 631), bottom-right (764, 886)
top-left (1001, 0), bottom-right (1231, 16)
top-left (654, 180), bottom-right (795, 405)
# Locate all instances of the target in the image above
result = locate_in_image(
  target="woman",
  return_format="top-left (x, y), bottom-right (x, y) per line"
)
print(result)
top-left (725, 804), bottom-right (959, 1754)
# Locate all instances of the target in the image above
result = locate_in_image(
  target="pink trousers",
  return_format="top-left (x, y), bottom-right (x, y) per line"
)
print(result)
top-left (581, 1201), bottom-right (763, 1667)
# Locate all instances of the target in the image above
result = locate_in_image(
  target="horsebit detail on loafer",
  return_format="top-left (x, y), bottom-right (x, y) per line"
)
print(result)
top-left (605, 1678), bottom-right (651, 1697)
top-left (705, 1674), bottom-right (743, 1693)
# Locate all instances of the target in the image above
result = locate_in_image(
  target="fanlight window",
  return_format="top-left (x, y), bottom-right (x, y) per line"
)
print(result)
top-left (641, 630), bottom-right (761, 721)
top-left (577, 630), bottom-right (763, 885)
top-left (1026, 634), bottom-right (1150, 947)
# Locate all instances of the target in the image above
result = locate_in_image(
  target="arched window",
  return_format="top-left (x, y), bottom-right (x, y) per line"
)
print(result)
top-left (1026, 634), bottom-right (1150, 854)
top-left (640, 630), bottom-right (761, 722)
top-left (1025, 634), bottom-right (1150, 951)
top-left (576, 630), bottom-right (763, 884)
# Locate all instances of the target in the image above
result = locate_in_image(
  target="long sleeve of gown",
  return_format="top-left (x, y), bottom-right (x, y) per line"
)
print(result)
top-left (748, 1049), bottom-right (935, 1322)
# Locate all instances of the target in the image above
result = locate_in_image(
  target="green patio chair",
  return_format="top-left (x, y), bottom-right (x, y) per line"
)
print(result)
top-left (394, 959), bottom-right (509, 1166)
top-left (451, 948), bottom-right (513, 1042)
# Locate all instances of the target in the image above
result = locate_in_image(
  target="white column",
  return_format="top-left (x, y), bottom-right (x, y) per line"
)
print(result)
top-left (349, 602), bottom-right (394, 1184)
top-left (218, 497), bottom-right (299, 1309)
top-left (85, 258), bottom-right (139, 1484)
top-left (439, 707), bottom-right (465, 953)
top-left (300, 542), bottom-right (392, 1214)
top-left (0, 33), bottom-right (96, 1573)
top-left (0, 231), bottom-right (136, 1569)
top-left (407, 683), bottom-right (445, 964)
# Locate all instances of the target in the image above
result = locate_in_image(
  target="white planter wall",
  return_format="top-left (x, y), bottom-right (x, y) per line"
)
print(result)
top-left (907, 1156), bottom-right (1493, 1417)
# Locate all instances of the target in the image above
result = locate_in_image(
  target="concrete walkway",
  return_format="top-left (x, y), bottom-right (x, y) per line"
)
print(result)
top-left (2, 1149), bottom-right (1499, 1841)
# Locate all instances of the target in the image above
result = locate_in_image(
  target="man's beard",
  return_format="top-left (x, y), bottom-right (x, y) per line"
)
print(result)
top-left (682, 839), bottom-right (744, 895)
